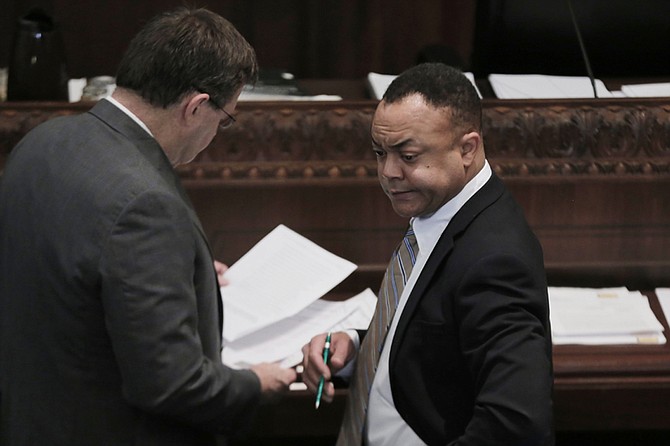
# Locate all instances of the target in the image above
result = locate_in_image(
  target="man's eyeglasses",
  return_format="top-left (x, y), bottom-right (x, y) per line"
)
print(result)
top-left (194, 87), bottom-right (236, 130)
top-left (207, 96), bottom-right (236, 129)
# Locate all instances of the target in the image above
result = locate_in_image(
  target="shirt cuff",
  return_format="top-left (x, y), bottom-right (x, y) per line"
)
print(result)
top-left (335, 329), bottom-right (360, 379)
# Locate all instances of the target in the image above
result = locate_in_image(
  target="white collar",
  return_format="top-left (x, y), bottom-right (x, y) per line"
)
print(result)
top-left (104, 96), bottom-right (154, 137)
top-left (412, 160), bottom-right (492, 256)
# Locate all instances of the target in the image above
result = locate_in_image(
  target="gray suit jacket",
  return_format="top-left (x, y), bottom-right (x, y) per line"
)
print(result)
top-left (0, 100), bottom-right (260, 445)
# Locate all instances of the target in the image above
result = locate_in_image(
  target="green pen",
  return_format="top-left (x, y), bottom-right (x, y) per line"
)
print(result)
top-left (315, 332), bottom-right (332, 409)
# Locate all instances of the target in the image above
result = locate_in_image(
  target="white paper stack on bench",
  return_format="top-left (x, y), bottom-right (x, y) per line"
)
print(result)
top-left (367, 71), bottom-right (482, 100)
top-left (655, 288), bottom-right (670, 327)
top-left (549, 287), bottom-right (666, 345)
top-left (488, 74), bottom-right (614, 99)
top-left (621, 82), bottom-right (670, 98)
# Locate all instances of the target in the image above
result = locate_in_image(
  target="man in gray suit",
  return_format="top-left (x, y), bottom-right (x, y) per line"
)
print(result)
top-left (0, 8), bottom-right (296, 445)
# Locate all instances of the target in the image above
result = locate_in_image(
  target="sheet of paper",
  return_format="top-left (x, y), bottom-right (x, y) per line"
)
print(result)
top-left (489, 74), bottom-right (614, 99)
top-left (655, 288), bottom-right (670, 326)
top-left (221, 224), bottom-right (357, 342)
top-left (223, 288), bottom-right (377, 368)
top-left (553, 333), bottom-right (666, 345)
top-left (239, 91), bottom-right (342, 101)
top-left (549, 287), bottom-right (665, 345)
top-left (367, 71), bottom-right (482, 100)
top-left (621, 82), bottom-right (670, 98)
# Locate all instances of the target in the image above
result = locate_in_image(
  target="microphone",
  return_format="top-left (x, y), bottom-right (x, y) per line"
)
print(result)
top-left (566, 0), bottom-right (598, 98)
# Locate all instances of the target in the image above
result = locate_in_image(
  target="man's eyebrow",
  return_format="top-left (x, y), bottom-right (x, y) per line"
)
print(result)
top-left (371, 137), bottom-right (413, 151)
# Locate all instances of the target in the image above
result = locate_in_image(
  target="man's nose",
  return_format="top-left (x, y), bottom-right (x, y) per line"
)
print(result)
top-left (379, 156), bottom-right (403, 179)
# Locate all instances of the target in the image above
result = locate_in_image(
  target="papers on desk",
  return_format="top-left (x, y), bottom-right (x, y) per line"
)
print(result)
top-left (549, 287), bottom-right (666, 345)
top-left (366, 72), bottom-right (395, 100)
top-left (488, 74), bottom-right (670, 99)
top-left (219, 224), bottom-right (375, 368)
top-left (489, 74), bottom-right (614, 99)
top-left (655, 288), bottom-right (670, 327)
top-left (239, 90), bottom-right (342, 101)
top-left (367, 71), bottom-right (482, 100)
top-left (620, 82), bottom-right (670, 98)
top-left (239, 80), bottom-right (341, 102)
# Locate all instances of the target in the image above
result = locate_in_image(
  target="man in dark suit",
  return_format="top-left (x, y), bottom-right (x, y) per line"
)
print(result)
top-left (302, 63), bottom-right (554, 445)
top-left (0, 8), bottom-right (296, 445)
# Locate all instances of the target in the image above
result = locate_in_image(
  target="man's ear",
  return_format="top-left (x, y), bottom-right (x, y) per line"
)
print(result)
top-left (184, 93), bottom-right (209, 120)
top-left (460, 131), bottom-right (481, 166)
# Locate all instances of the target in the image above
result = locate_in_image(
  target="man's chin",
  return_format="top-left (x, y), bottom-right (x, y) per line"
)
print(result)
top-left (390, 202), bottom-right (418, 218)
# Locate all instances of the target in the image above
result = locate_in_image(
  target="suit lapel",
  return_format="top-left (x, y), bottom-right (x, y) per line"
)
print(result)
top-left (390, 174), bottom-right (506, 364)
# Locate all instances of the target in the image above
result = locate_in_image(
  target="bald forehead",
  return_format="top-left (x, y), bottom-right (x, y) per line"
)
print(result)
top-left (373, 94), bottom-right (452, 130)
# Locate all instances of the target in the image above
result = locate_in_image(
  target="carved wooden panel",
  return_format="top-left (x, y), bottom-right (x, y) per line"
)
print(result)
top-left (2, 99), bottom-right (670, 285)
top-left (3, 99), bottom-right (670, 178)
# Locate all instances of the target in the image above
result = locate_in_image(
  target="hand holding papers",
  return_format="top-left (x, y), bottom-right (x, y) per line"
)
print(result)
top-left (220, 224), bottom-right (375, 369)
top-left (549, 287), bottom-right (666, 345)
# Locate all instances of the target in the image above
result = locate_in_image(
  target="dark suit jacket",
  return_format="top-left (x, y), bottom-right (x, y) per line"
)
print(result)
top-left (0, 100), bottom-right (260, 445)
top-left (388, 174), bottom-right (554, 445)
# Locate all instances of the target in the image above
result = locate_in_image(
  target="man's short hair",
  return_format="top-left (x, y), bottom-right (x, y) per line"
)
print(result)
top-left (383, 63), bottom-right (482, 133)
top-left (116, 7), bottom-right (258, 108)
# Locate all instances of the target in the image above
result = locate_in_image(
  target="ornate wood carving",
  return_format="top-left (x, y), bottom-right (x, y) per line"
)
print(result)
top-left (2, 98), bottom-right (670, 181)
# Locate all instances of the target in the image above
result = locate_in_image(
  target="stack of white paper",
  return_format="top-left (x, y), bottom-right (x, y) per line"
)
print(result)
top-left (655, 288), bottom-right (670, 326)
top-left (549, 287), bottom-right (666, 345)
top-left (239, 91), bottom-right (342, 101)
top-left (367, 71), bottom-right (482, 100)
top-left (219, 224), bottom-right (375, 368)
top-left (620, 82), bottom-right (670, 98)
top-left (488, 74), bottom-right (614, 99)
top-left (238, 74), bottom-right (342, 102)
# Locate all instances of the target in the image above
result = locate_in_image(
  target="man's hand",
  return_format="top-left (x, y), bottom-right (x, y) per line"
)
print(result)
top-left (250, 362), bottom-right (298, 403)
top-left (301, 331), bottom-right (355, 405)
top-left (214, 260), bottom-right (229, 287)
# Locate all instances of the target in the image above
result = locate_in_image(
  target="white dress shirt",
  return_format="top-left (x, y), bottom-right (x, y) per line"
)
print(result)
top-left (104, 96), bottom-right (154, 137)
top-left (365, 161), bottom-right (492, 445)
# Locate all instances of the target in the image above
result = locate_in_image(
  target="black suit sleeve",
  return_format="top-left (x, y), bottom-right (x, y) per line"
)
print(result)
top-left (453, 251), bottom-right (553, 445)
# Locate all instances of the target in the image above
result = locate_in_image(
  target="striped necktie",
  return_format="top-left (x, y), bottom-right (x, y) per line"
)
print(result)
top-left (337, 225), bottom-right (419, 446)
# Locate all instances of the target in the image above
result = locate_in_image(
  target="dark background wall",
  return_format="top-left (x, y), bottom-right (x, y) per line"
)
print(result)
top-left (0, 0), bottom-right (476, 80)
top-left (471, 0), bottom-right (670, 78)
top-left (0, 0), bottom-right (668, 82)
